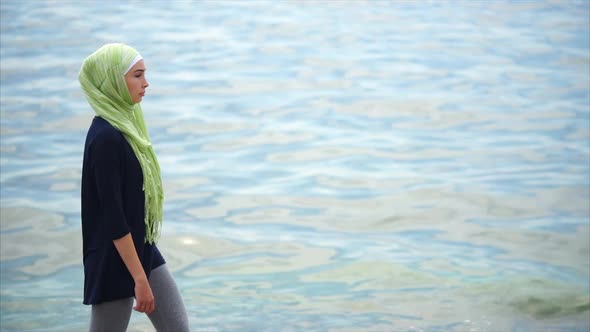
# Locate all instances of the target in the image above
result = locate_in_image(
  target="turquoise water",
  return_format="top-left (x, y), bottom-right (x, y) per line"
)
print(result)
top-left (1, 1), bottom-right (589, 331)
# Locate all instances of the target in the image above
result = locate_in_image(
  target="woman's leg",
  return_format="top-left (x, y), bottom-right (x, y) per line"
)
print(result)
top-left (147, 264), bottom-right (190, 332)
top-left (89, 297), bottom-right (134, 332)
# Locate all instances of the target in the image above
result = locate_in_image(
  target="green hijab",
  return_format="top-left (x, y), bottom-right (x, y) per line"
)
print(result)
top-left (79, 43), bottom-right (163, 244)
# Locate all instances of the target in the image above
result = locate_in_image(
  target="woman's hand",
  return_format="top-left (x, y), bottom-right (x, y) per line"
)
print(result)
top-left (133, 278), bottom-right (155, 314)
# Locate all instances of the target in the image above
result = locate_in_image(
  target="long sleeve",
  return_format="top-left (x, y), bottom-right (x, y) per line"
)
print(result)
top-left (91, 132), bottom-right (131, 241)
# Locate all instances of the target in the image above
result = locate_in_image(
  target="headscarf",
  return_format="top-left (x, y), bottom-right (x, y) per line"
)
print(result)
top-left (78, 43), bottom-right (163, 244)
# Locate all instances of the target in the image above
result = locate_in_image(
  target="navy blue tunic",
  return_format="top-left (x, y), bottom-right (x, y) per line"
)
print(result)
top-left (81, 116), bottom-right (165, 305)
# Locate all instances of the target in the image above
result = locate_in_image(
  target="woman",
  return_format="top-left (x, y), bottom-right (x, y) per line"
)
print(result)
top-left (79, 43), bottom-right (190, 331)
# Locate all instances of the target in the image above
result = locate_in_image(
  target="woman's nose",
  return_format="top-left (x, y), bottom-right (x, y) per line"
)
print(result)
top-left (144, 80), bottom-right (149, 88)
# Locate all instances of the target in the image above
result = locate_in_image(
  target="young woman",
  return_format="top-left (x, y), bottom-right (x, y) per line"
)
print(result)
top-left (79, 43), bottom-right (190, 331)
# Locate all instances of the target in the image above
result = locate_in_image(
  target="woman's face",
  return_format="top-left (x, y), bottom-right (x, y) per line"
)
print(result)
top-left (124, 59), bottom-right (149, 104)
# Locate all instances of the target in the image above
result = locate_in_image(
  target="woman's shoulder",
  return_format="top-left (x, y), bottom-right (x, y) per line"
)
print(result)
top-left (87, 116), bottom-right (126, 148)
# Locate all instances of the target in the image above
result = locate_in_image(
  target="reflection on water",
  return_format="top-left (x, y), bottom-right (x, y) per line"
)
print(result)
top-left (1, 0), bottom-right (589, 331)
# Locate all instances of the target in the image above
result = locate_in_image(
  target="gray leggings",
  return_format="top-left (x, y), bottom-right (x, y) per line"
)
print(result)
top-left (89, 264), bottom-right (190, 332)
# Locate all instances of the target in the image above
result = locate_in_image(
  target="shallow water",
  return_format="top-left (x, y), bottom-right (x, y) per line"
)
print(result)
top-left (1, 1), bottom-right (589, 331)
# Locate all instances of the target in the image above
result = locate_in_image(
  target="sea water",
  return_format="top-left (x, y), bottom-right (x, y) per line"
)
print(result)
top-left (1, 1), bottom-right (589, 331)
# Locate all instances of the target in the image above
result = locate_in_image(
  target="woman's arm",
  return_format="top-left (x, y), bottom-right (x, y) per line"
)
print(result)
top-left (113, 233), bottom-right (155, 314)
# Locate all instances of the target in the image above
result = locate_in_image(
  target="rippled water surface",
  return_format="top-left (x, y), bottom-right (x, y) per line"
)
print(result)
top-left (1, 1), bottom-right (589, 331)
